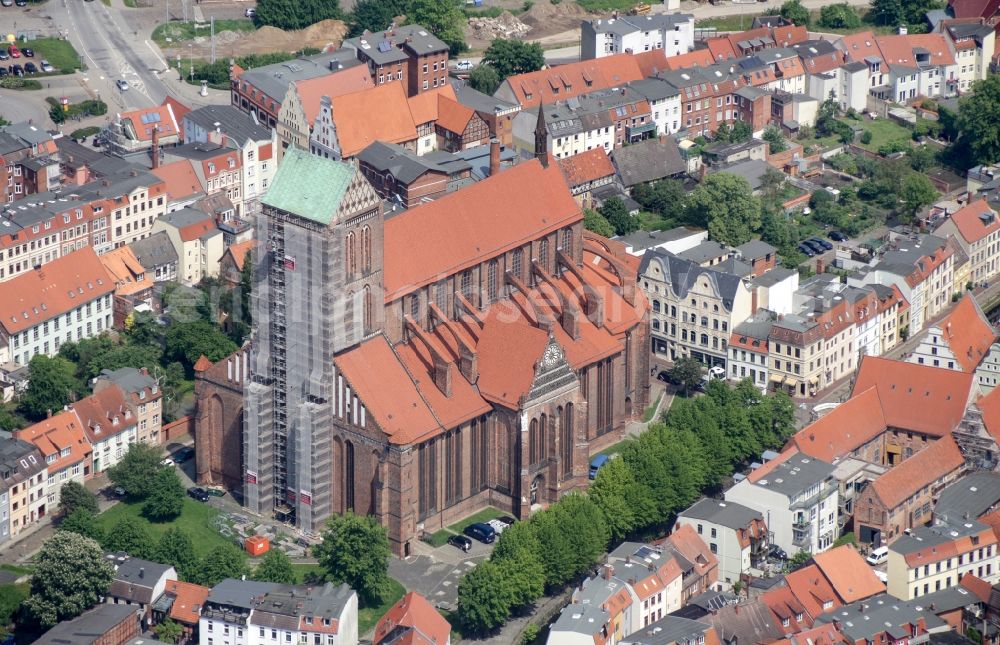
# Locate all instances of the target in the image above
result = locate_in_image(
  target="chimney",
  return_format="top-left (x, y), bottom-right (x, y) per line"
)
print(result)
top-left (46, 409), bottom-right (52, 419)
top-left (816, 258), bottom-right (823, 274)
top-left (602, 564), bottom-right (613, 581)
top-left (751, 287), bottom-right (758, 313)
top-left (150, 126), bottom-right (160, 170)
top-left (139, 567), bottom-right (145, 579)
top-left (489, 138), bottom-right (501, 176)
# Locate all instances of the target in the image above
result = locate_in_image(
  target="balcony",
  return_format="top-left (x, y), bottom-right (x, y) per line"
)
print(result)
top-left (792, 530), bottom-right (810, 547)
top-left (793, 516), bottom-right (810, 529)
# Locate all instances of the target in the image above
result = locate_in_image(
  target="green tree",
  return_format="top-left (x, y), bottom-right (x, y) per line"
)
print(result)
top-left (143, 467), bottom-right (185, 522)
top-left (314, 512), bottom-right (391, 605)
top-left (532, 494), bottom-right (609, 589)
top-left (599, 197), bottom-right (638, 236)
top-left (780, 0), bottom-right (810, 26)
top-left (631, 179), bottom-right (686, 221)
top-left (18, 355), bottom-right (81, 421)
top-left (197, 545), bottom-right (249, 588)
top-left (468, 65), bottom-right (501, 94)
top-left (899, 173), bottom-right (937, 221)
top-left (908, 145), bottom-right (936, 171)
top-left (58, 509), bottom-right (104, 543)
top-left (165, 320), bottom-right (239, 374)
top-left (870, 0), bottom-right (904, 25)
top-left (253, 0), bottom-right (344, 30)
top-left (730, 121), bottom-right (752, 143)
top-left (583, 208), bottom-right (615, 238)
top-left (457, 560), bottom-right (512, 634)
top-left (84, 344), bottom-right (163, 382)
top-left (687, 173), bottom-right (762, 246)
top-left (482, 39), bottom-right (545, 80)
top-left (57, 481), bottom-right (98, 516)
top-left (760, 210), bottom-right (796, 252)
top-left (762, 125), bottom-right (788, 154)
top-left (155, 528), bottom-right (199, 582)
top-left (347, 0), bottom-right (408, 36)
top-left (107, 443), bottom-right (163, 500)
top-left (490, 522), bottom-right (545, 610)
top-left (409, 0), bottom-right (466, 54)
top-left (253, 549), bottom-right (297, 584)
top-left (786, 550), bottom-right (812, 571)
top-left (818, 3), bottom-right (862, 28)
top-left (22, 532), bottom-right (113, 629)
top-left (956, 75), bottom-right (1000, 167)
top-left (589, 457), bottom-right (654, 542)
top-left (154, 619), bottom-right (185, 644)
top-left (103, 515), bottom-right (153, 559)
top-left (670, 356), bottom-right (704, 395)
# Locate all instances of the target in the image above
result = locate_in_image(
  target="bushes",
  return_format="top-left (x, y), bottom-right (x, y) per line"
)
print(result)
top-left (47, 97), bottom-right (107, 125)
top-left (0, 77), bottom-right (41, 90)
top-left (70, 126), bottom-right (100, 141)
top-left (860, 130), bottom-right (873, 145)
top-left (817, 3), bottom-right (862, 29)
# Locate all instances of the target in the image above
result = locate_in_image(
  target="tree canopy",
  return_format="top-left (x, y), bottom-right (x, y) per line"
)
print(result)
top-left (347, 0), bottom-right (407, 36)
top-left (818, 3), bottom-right (862, 28)
top-left (165, 320), bottom-right (238, 375)
top-left (102, 515), bottom-right (154, 560)
top-left (482, 39), bottom-right (545, 80)
top-left (599, 197), bottom-right (638, 236)
top-left (107, 443), bottom-right (164, 500)
top-left (143, 467), bottom-right (185, 522)
top-left (956, 75), bottom-right (1000, 167)
top-left (583, 208), bottom-right (615, 238)
top-left (253, 549), bottom-right (297, 584)
top-left (314, 512), bottom-right (391, 605)
top-left (409, 0), bottom-right (466, 54)
top-left (19, 355), bottom-right (80, 422)
top-left (687, 173), bottom-right (762, 246)
top-left (780, 0), bottom-right (810, 26)
top-left (669, 356), bottom-right (704, 396)
top-left (58, 509), bottom-right (104, 543)
top-left (196, 545), bottom-right (249, 588)
top-left (253, 0), bottom-right (345, 30)
top-left (468, 65), bottom-right (501, 95)
top-left (58, 481), bottom-right (98, 517)
top-left (23, 532), bottom-right (113, 628)
top-left (155, 528), bottom-right (199, 582)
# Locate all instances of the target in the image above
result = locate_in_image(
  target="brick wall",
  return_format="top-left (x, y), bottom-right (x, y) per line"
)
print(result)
top-left (162, 416), bottom-right (193, 443)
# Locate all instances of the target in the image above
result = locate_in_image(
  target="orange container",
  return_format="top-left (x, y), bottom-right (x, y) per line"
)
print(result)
top-left (245, 535), bottom-right (270, 556)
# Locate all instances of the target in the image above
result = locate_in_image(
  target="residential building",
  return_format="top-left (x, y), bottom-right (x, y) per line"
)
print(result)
top-left (70, 385), bottom-right (139, 474)
top-left (581, 13), bottom-right (695, 60)
top-left (128, 231), bottom-right (179, 284)
top-left (0, 248), bottom-right (115, 366)
top-left (617, 615), bottom-right (720, 645)
top-left (373, 592), bottom-right (451, 645)
top-left (309, 82), bottom-right (420, 160)
top-left (357, 141), bottom-right (474, 209)
top-left (344, 25), bottom-right (450, 97)
top-left (99, 245), bottom-right (153, 328)
top-left (106, 554), bottom-right (177, 629)
top-left (701, 598), bottom-right (786, 645)
top-left (676, 499), bottom-right (767, 585)
top-left (749, 268), bottom-right (799, 317)
top-left (199, 578), bottom-right (281, 645)
top-left (639, 249), bottom-right (754, 367)
top-left (240, 147), bottom-right (648, 552)
top-left (94, 367), bottom-right (163, 445)
top-left (152, 579), bottom-right (210, 644)
top-left (725, 450), bottom-right (839, 555)
top-left (611, 138), bottom-right (688, 190)
top-left (34, 603), bottom-right (140, 645)
top-left (0, 122), bottom-right (60, 205)
top-left (942, 22), bottom-right (995, 93)
top-left (14, 410), bottom-right (92, 508)
top-left (220, 239), bottom-right (253, 287)
top-left (103, 103), bottom-right (181, 158)
top-left (617, 227), bottom-right (707, 258)
top-left (838, 32), bottom-right (958, 102)
top-left (608, 542), bottom-right (684, 625)
top-left (150, 207), bottom-right (224, 285)
top-left (494, 54), bottom-right (645, 107)
top-left (557, 146), bottom-right (617, 208)
top-left (549, 573), bottom-right (635, 645)
top-left (778, 545), bottom-right (886, 621)
top-left (854, 435), bottom-right (966, 546)
top-left (909, 295), bottom-right (994, 373)
top-left (160, 143), bottom-right (246, 218)
top-left (435, 95), bottom-right (491, 152)
top-left (660, 524), bottom-right (719, 602)
top-left (274, 65), bottom-right (375, 151)
top-left (814, 594), bottom-right (946, 644)
top-left (247, 582), bottom-right (358, 645)
top-left (728, 313), bottom-right (773, 391)
top-left (935, 199), bottom-right (1000, 287)
top-left (630, 78), bottom-right (683, 136)
top-left (0, 435), bottom-right (47, 543)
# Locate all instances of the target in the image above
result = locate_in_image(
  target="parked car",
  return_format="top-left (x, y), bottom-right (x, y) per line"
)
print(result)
top-left (112, 486), bottom-right (127, 497)
top-left (589, 454), bottom-right (609, 480)
top-left (187, 487), bottom-right (210, 502)
top-left (828, 230), bottom-right (847, 242)
top-left (487, 518), bottom-right (508, 535)
top-left (447, 534), bottom-right (472, 552)
top-left (11, 65), bottom-right (23, 77)
top-left (866, 546), bottom-right (889, 566)
top-left (802, 239), bottom-right (826, 254)
top-left (463, 522), bottom-right (496, 544)
top-left (116, 79), bottom-right (129, 91)
top-left (495, 516), bottom-right (516, 529)
top-left (656, 370), bottom-right (672, 382)
top-left (8, 46), bottom-right (20, 58)
top-left (15, 0), bottom-right (26, 6)
top-left (0, 50), bottom-right (10, 61)
top-left (808, 237), bottom-right (833, 251)
top-left (39, 59), bottom-right (53, 72)
top-left (0, 67), bottom-right (9, 77)
top-left (21, 48), bottom-right (32, 57)
top-left (454, 60), bottom-right (473, 70)
top-left (708, 365), bottom-right (726, 380)
top-left (244, 6), bottom-right (256, 17)
top-left (174, 446), bottom-right (195, 463)
top-left (160, 457), bottom-right (175, 467)
top-left (23, 62), bottom-right (35, 74)
top-left (768, 545), bottom-right (788, 560)
top-left (0, 0), bottom-right (13, 8)
top-left (797, 244), bottom-right (815, 257)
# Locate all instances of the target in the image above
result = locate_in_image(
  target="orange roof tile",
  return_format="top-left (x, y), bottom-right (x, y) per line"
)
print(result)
top-left (665, 49), bottom-right (716, 70)
top-left (979, 385), bottom-right (1000, 445)
top-left (904, 526), bottom-right (997, 567)
top-left (373, 592), bottom-right (451, 645)
top-left (664, 524), bottom-right (719, 585)
top-left (774, 25), bottom-right (809, 46)
top-left (878, 33), bottom-right (955, 70)
top-left (841, 31), bottom-right (884, 63)
top-left (0, 247), bottom-right (115, 335)
top-left (193, 355), bottom-right (213, 372)
top-left (812, 545), bottom-right (886, 603)
top-left (224, 240), bottom-right (254, 272)
top-left (407, 85), bottom-right (457, 126)
top-left (294, 65), bottom-right (375, 125)
top-left (558, 147), bottom-right (615, 188)
top-left (762, 586), bottom-right (812, 632)
top-left (434, 95), bottom-right (476, 135)
top-left (474, 304), bottom-right (550, 409)
top-left (933, 295), bottom-right (995, 372)
top-left (119, 104), bottom-right (179, 141)
top-left (978, 506), bottom-right (1000, 540)
top-left (791, 387), bottom-right (887, 461)
top-left (785, 564), bottom-right (841, 618)
top-left (152, 159), bottom-right (203, 202)
top-left (960, 573), bottom-right (992, 603)
top-left (851, 356), bottom-right (973, 436)
top-left (331, 82), bottom-right (418, 158)
top-left (870, 435), bottom-right (964, 509)
top-left (99, 246), bottom-right (149, 297)
top-left (383, 159), bottom-right (582, 301)
top-left (14, 410), bottom-right (90, 476)
top-left (162, 96), bottom-right (191, 127)
top-left (164, 580), bottom-right (209, 626)
top-left (503, 54), bottom-right (644, 107)
top-left (773, 623), bottom-right (848, 645)
top-left (69, 384), bottom-right (135, 443)
top-left (945, 198), bottom-right (1000, 244)
top-left (633, 49), bottom-right (670, 77)
top-left (705, 38), bottom-right (738, 62)
top-left (178, 216), bottom-right (217, 243)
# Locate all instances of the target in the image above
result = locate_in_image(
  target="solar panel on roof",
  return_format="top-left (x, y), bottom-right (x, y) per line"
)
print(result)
top-left (140, 113), bottom-right (162, 125)
top-left (634, 545), bottom-right (658, 559)
top-left (378, 40), bottom-right (392, 53)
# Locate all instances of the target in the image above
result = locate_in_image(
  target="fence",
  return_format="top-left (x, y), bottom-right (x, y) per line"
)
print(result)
top-left (162, 416), bottom-right (193, 443)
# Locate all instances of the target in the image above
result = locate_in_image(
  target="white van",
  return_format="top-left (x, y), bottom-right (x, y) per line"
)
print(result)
top-left (866, 546), bottom-right (889, 566)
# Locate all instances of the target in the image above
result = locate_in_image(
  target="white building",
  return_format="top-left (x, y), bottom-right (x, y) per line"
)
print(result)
top-left (908, 295), bottom-right (994, 376)
top-left (675, 499), bottom-right (767, 586)
top-left (728, 314), bottom-right (774, 393)
top-left (725, 451), bottom-right (839, 555)
top-left (581, 13), bottom-right (695, 60)
top-left (0, 248), bottom-right (115, 367)
top-left (616, 226), bottom-right (707, 257)
top-left (943, 23), bottom-right (995, 93)
top-left (631, 78), bottom-right (682, 135)
top-left (69, 384), bottom-right (138, 475)
top-left (607, 542), bottom-right (684, 628)
top-left (14, 410), bottom-right (91, 508)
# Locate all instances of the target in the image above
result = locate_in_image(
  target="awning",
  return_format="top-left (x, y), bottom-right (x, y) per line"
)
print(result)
top-left (770, 374), bottom-right (784, 383)
top-left (809, 376), bottom-right (820, 385)
top-left (627, 122), bottom-right (657, 138)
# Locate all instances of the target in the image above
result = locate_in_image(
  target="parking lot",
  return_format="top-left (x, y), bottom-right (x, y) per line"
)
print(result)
top-left (389, 542), bottom-right (490, 610)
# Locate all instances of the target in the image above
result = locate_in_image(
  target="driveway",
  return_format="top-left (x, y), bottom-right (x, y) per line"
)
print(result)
top-left (389, 540), bottom-right (491, 608)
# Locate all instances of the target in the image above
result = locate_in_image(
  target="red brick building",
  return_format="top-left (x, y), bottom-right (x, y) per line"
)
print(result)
top-left (194, 346), bottom-right (249, 491)
top-left (344, 25), bottom-right (450, 97)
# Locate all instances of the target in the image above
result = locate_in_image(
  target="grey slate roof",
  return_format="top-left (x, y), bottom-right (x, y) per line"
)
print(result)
top-left (451, 80), bottom-right (519, 115)
top-left (453, 143), bottom-right (518, 181)
top-left (676, 240), bottom-right (729, 265)
top-left (249, 582), bottom-right (354, 629)
top-left (611, 138), bottom-right (686, 187)
top-left (97, 367), bottom-right (158, 398)
top-left (842, 61), bottom-right (869, 73)
top-left (704, 599), bottom-right (785, 645)
top-left (815, 594), bottom-right (946, 642)
top-left (630, 77), bottom-right (681, 102)
top-left (158, 207), bottom-right (213, 230)
top-left (709, 159), bottom-right (775, 192)
top-left (621, 614), bottom-right (714, 645)
top-left (615, 226), bottom-right (704, 253)
top-left (129, 231), bottom-right (179, 268)
top-left (890, 515), bottom-right (990, 557)
top-left (750, 452), bottom-right (835, 498)
top-left (737, 240), bottom-right (776, 261)
top-left (0, 436), bottom-right (44, 494)
top-left (108, 555), bottom-right (174, 604)
top-left (240, 50), bottom-right (359, 103)
top-left (751, 267), bottom-right (796, 288)
top-left (587, 13), bottom-right (693, 37)
top-left (34, 604), bottom-right (137, 645)
top-left (206, 578), bottom-right (282, 611)
top-left (358, 141), bottom-right (471, 184)
top-left (933, 472), bottom-right (1000, 523)
top-left (874, 234), bottom-right (948, 279)
top-left (679, 498), bottom-right (763, 530)
top-left (183, 104), bottom-right (271, 144)
top-left (734, 311), bottom-right (776, 342)
top-left (550, 602), bottom-right (610, 636)
top-left (639, 249), bottom-right (745, 311)
top-left (345, 24), bottom-right (447, 65)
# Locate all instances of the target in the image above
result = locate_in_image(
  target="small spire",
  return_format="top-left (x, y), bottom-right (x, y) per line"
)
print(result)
top-left (534, 103), bottom-right (549, 168)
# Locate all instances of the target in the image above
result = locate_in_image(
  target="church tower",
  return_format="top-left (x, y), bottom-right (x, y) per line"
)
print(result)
top-left (534, 102), bottom-right (549, 168)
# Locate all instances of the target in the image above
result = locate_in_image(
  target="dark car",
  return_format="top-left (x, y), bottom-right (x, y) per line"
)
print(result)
top-left (802, 239), bottom-right (826, 254)
top-left (496, 516), bottom-right (516, 528)
top-left (22, 48), bottom-right (32, 57)
top-left (829, 230), bottom-right (847, 242)
top-left (23, 62), bottom-right (35, 74)
top-left (797, 244), bottom-right (815, 257)
top-left (447, 534), bottom-right (472, 552)
top-left (0, 68), bottom-right (9, 78)
top-left (187, 487), bottom-right (210, 502)
top-left (769, 545), bottom-right (788, 560)
top-left (808, 237), bottom-right (833, 251)
top-left (15, 0), bottom-right (25, 6)
top-left (174, 446), bottom-right (195, 463)
top-left (463, 522), bottom-right (496, 544)
top-left (10, 64), bottom-right (22, 77)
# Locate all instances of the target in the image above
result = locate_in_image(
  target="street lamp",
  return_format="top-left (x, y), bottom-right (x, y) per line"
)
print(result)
top-left (188, 44), bottom-right (194, 82)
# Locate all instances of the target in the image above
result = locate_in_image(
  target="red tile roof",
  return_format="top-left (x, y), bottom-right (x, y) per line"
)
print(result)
top-left (945, 198), bottom-right (1000, 244)
top-left (949, 0), bottom-right (1000, 19)
top-left (373, 592), bottom-right (451, 645)
top-left (164, 580), bottom-right (209, 626)
top-left (904, 525), bottom-right (997, 567)
top-left (633, 49), bottom-right (670, 77)
top-left (99, 246), bottom-right (148, 297)
top-left (331, 82), bottom-right (419, 158)
top-left (434, 96), bottom-right (476, 135)
top-left (408, 85), bottom-right (458, 127)
top-left (178, 216), bottom-right (217, 243)
top-left (960, 573), bottom-right (993, 603)
top-left (0, 247), bottom-right (115, 335)
top-left (851, 356), bottom-right (973, 436)
top-left (664, 524), bottom-right (719, 586)
top-left (502, 54), bottom-right (644, 107)
top-left (473, 305), bottom-right (550, 409)
top-left (665, 49), bottom-right (716, 70)
top-left (293, 65), bottom-right (375, 125)
top-left (878, 33), bottom-right (956, 69)
top-left (69, 384), bottom-right (135, 443)
top-left (224, 240), bottom-right (254, 272)
top-left (14, 410), bottom-right (90, 476)
top-left (383, 159), bottom-right (582, 301)
top-left (870, 435), bottom-right (964, 509)
top-left (119, 104), bottom-right (179, 141)
top-left (791, 387), bottom-right (887, 461)
top-left (162, 96), bottom-right (191, 127)
top-left (762, 586), bottom-right (812, 632)
top-left (558, 147), bottom-right (616, 188)
top-left (785, 564), bottom-right (841, 618)
top-left (932, 295), bottom-right (995, 372)
top-left (812, 545), bottom-right (886, 603)
top-left (152, 159), bottom-right (203, 202)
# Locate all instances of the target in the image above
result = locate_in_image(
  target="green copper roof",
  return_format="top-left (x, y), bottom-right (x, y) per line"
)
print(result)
top-left (261, 148), bottom-right (354, 225)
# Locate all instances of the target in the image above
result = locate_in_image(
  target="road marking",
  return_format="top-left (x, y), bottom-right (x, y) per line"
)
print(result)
top-left (145, 40), bottom-right (166, 69)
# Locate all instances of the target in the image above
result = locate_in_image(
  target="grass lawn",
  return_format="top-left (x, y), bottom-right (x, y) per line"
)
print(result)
top-left (423, 529), bottom-right (453, 547)
top-left (359, 578), bottom-right (405, 636)
top-left (289, 562), bottom-right (326, 583)
top-left (853, 117), bottom-right (912, 152)
top-left (0, 564), bottom-right (32, 576)
top-left (642, 392), bottom-right (663, 423)
top-left (447, 507), bottom-right (506, 534)
top-left (96, 497), bottom-right (233, 558)
top-left (29, 38), bottom-right (82, 73)
top-left (578, 0), bottom-right (642, 11)
top-left (153, 19), bottom-right (255, 46)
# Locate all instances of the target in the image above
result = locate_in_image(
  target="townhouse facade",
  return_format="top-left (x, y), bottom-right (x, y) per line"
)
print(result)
top-left (14, 410), bottom-right (92, 508)
top-left (676, 499), bottom-right (767, 585)
top-left (344, 25), bottom-right (449, 98)
top-left (94, 367), bottom-right (163, 446)
top-left (0, 436), bottom-right (47, 544)
top-left (934, 199), bottom-right (1000, 287)
top-left (581, 13), bottom-right (695, 60)
top-left (70, 385), bottom-right (139, 474)
top-left (150, 208), bottom-right (224, 285)
top-left (887, 519), bottom-right (1000, 599)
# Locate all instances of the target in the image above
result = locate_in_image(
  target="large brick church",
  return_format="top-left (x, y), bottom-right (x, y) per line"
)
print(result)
top-left (195, 141), bottom-right (649, 554)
